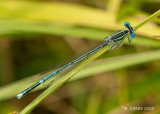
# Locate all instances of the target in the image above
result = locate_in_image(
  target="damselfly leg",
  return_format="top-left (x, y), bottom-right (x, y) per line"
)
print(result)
top-left (117, 38), bottom-right (125, 49)
top-left (109, 43), bottom-right (117, 50)
top-left (128, 36), bottom-right (131, 43)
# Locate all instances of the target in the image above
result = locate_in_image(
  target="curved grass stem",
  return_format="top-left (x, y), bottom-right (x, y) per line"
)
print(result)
top-left (134, 10), bottom-right (160, 31)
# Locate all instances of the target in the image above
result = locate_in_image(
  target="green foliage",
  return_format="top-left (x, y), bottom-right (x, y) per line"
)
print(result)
top-left (0, 1), bottom-right (159, 114)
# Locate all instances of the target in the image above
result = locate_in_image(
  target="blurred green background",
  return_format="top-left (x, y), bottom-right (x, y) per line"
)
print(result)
top-left (0, 0), bottom-right (160, 114)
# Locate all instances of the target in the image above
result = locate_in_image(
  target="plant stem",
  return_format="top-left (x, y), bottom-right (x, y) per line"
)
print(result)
top-left (134, 10), bottom-right (160, 31)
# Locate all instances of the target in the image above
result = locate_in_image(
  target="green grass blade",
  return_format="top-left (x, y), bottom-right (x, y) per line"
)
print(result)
top-left (0, 20), bottom-right (160, 48)
top-left (1, 50), bottom-right (160, 101)
top-left (85, 89), bottom-right (103, 114)
top-left (0, 2), bottom-right (159, 38)
top-left (134, 10), bottom-right (160, 30)
top-left (69, 49), bottom-right (160, 81)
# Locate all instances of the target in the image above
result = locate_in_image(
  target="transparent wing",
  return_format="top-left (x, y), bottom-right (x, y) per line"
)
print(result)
top-left (41, 42), bottom-right (109, 87)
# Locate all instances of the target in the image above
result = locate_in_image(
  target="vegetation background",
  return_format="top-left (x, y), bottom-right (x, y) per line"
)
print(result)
top-left (0, 0), bottom-right (159, 114)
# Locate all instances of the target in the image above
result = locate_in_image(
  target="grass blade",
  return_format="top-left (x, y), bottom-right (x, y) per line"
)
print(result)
top-left (1, 49), bottom-right (160, 101)
top-left (134, 10), bottom-right (160, 30)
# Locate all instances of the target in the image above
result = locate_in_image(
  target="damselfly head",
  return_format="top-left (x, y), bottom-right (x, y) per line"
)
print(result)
top-left (124, 22), bottom-right (136, 38)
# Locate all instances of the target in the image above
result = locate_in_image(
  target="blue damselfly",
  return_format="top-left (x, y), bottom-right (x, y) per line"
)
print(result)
top-left (17, 22), bottom-right (136, 99)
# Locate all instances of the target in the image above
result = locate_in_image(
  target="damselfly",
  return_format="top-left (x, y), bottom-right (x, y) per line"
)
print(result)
top-left (17, 22), bottom-right (136, 99)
